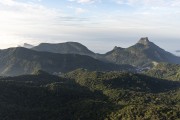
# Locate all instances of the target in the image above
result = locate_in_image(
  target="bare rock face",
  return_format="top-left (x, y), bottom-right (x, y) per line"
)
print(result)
top-left (138, 37), bottom-right (150, 45)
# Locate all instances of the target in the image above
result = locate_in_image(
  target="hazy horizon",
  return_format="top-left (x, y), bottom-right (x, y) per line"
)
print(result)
top-left (0, 38), bottom-right (179, 56)
top-left (0, 0), bottom-right (180, 55)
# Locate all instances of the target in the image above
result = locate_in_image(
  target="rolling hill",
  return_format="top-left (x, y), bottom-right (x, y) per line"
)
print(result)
top-left (0, 70), bottom-right (179, 120)
top-left (32, 42), bottom-right (95, 57)
top-left (0, 47), bottom-right (134, 76)
top-left (0, 71), bottom-right (112, 120)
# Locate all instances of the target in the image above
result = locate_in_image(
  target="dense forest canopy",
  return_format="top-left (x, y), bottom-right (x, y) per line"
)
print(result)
top-left (0, 69), bottom-right (179, 120)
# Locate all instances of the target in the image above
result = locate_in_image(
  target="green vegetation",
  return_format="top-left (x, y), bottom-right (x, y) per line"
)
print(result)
top-left (0, 38), bottom-right (180, 119)
top-left (145, 63), bottom-right (180, 81)
top-left (0, 70), bottom-right (113, 120)
top-left (104, 38), bottom-right (180, 67)
top-left (66, 69), bottom-right (180, 120)
top-left (31, 39), bottom-right (180, 67)
top-left (0, 69), bottom-right (179, 119)
top-left (1, 69), bottom-right (177, 119)
top-left (0, 47), bottom-right (134, 76)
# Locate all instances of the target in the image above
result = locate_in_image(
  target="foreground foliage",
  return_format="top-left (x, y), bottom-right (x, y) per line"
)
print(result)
top-left (0, 70), bottom-right (179, 120)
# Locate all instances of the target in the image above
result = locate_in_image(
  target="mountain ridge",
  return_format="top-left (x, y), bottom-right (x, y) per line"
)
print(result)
top-left (32, 41), bottom-right (96, 57)
top-left (0, 47), bottom-right (134, 76)
top-left (104, 37), bottom-right (180, 66)
top-left (0, 37), bottom-right (179, 76)
top-left (29, 37), bottom-right (180, 67)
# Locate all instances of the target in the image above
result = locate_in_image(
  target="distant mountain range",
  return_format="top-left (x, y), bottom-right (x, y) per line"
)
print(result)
top-left (0, 37), bottom-right (180, 76)
top-left (31, 37), bottom-right (180, 67)
top-left (176, 50), bottom-right (180, 52)
top-left (0, 47), bottom-right (133, 76)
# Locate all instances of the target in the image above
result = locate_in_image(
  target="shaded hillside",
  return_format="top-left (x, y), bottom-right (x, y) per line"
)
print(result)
top-left (104, 37), bottom-right (180, 67)
top-left (145, 63), bottom-right (180, 81)
top-left (66, 69), bottom-right (180, 120)
top-left (0, 47), bottom-right (134, 76)
top-left (32, 42), bottom-right (95, 57)
top-left (66, 69), bottom-right (179, 94)
top-left (0, 70), bottom-right (179, 120)
top-left (0, 71), bottom-right (112, 120)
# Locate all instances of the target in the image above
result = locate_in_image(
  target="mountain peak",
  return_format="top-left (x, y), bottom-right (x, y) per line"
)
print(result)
top-left (113, 46), bottom-right (123, 51)
top-left (138, 37), bottom-right (150, 45)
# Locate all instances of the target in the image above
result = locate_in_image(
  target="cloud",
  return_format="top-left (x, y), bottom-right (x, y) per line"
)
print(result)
top-left (0, 0), bottom-right (180, 53)
top-left (115, 0), bottom-right (180, 8)
top-left (0, 0), bottom-right (91, 48)
top-left (66, 5), bottom-right (87, 14)
top-left (112, 0), bottom-right (180, 28)
top-left (68, 0), bottom-right (97, 4)
top-left (75, 7), bottom-right (87, 14)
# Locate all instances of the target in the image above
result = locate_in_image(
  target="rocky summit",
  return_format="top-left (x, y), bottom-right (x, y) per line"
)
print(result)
top-left (138, 37), bottom-right (150, 45)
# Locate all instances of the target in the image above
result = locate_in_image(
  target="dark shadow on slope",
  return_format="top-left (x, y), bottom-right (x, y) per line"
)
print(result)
top-left (0, 73), bottom-right (116, 120)
top-left (103, 73), bottom-right (180, 93)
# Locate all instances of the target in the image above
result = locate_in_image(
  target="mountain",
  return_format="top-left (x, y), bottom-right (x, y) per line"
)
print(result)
top-left (104, 37), bottom-right (180, 67)
top-left (0, 47), bottom-right (134, 76)
top-left (32, 42), bottom-right (95, 57)
top-left (31, 38), bottom-right (180, 67)
top-left (19, 43), bottom-right (34, 48)
top-left (176, 50), bottom-right (180, 52)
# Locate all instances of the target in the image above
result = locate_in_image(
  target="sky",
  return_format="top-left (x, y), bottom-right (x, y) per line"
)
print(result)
top-left (0, 0), bottom-right (180, 55)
